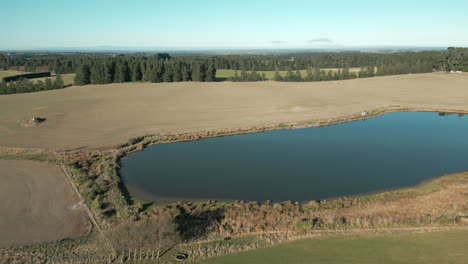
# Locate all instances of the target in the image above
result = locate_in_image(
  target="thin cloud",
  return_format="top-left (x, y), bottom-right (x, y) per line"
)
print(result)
top-left (271, 40), bottom-right (288, 44)
top-left (307, 38), bottom-right (333, 44)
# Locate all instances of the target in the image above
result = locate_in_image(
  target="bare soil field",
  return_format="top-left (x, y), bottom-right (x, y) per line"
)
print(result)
top-left (0, 160), bottom-right (89, 247)
top-left (0, 73), bottom-right (468, 150)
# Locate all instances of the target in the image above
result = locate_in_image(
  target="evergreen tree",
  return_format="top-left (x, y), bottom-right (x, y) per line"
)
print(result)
top-left (182, 64), bottom-right (191, 81)
top-left (231, 70), bottom-right (240, 81)
top-left (342, 67), bottom-right (350, 79)
top-left (162, 62), bottom-right (173, 82)
top-left (42, 78), bottom-right (53, 91)
top-left (172, 62), bottom-right (182, 82)
top-left (131, 62), bottom-right (142, 81)
top-left (90, 63), bottom-right (105, 84)
top-left (240, 69), bottom-right (248, 81)
top-left (313, 68), bottom-right (321, 81)
top-left (191, 62), bottom-right (206, 82)
top-left (327, 70), bottom-right (334, 80)
top-left (366, 66), bottom-right (375, 77)
top-left (154, 60), bottom-right (164, 82)
top-left (35, 80), bottom-right (45, 92)
top-left (304, 68), bottom-right (313, 81)
top-left (295, 70), bottom-right (302, 81)
top-left (74, 64), bottom-right (91, 85)
top-left (284, 69), bottom-right (295, 81)
top-left (205, 62), bottom-right (217, 82)
top-left (104, 61), bottom-right (115, 83)
top-left (0, 82), bottom-right (7, 94)
top-left (114, 60), bottom-right (130, 83)
top-left (53, 74), bottom-right (64, 89)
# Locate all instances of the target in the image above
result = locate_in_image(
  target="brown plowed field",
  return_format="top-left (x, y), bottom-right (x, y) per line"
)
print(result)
top-left (0, 73), bottom-right (468, 150)
top-left (0, 160), bottom-right (89, 247)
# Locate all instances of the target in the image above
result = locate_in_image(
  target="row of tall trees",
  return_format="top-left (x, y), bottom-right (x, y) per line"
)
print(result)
top-left (0, 75), bottom-right (65, 95)
top-left (212, 50), bottom-right (451, 71)
top-left (229, 70), bottom-right (268, 81)
top-left (74, 56), bottom-right (216, 85)
top-left (230, 67), bottom-right (373, 82)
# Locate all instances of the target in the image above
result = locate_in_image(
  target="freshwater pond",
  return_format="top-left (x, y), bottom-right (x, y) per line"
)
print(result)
top-left (121, 112), bottom-right (468, 202)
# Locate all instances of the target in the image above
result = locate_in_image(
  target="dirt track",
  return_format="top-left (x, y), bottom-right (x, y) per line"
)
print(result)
top-left (0, 73), bottom-right (468, 150)
top-left (0, 160), bottom-right (89, 247)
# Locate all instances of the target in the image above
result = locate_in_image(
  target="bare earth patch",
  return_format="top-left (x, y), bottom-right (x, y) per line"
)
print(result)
top-left (0, 160), bottom-right (89, 247)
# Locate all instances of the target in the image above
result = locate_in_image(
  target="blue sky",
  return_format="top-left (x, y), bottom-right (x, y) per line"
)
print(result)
top-left (1, 0), bottom-right (467, 50)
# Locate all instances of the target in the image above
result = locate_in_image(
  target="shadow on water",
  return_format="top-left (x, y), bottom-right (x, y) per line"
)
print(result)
top-left (118, 181), bottom-right (154, 210)
top-left (438, 112), bottom-right (465, 117)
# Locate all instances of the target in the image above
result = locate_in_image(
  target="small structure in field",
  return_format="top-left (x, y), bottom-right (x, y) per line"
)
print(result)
top-left (175, 252), bottom-right (188, 260)
top-left (22, 117), bottom-right (47, 127)
top-left (361, 111), bottom-right (368, 117)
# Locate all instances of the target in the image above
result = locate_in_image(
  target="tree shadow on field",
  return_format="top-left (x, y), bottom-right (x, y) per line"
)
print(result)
top-left (174, 206), bottom-right (224, 241)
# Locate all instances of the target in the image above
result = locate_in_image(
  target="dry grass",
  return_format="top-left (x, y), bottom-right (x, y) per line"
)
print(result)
top-left (0, 73), bottom-right (468, 150)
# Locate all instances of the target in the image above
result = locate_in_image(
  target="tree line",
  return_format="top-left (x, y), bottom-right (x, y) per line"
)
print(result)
top-left (212, 51), bottom-right (443, 71)
top-left (2, 48), bottom-right (466, 74)
top-left (73, 55), bottom-right (216, 85)
top-left (0, 47), bottom-right (466, 90)
top-left (228, 62), bottom-right (434, 82)
top-left (0, 75), bottom-right (66, 95)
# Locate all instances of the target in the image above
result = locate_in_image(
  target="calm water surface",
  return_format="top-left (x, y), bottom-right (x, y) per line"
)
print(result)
top-left (121, 112), bottom-right (468, 202)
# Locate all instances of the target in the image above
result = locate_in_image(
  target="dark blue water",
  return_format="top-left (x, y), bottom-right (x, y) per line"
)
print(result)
top-left (121, 112), bottom-right (468, 202)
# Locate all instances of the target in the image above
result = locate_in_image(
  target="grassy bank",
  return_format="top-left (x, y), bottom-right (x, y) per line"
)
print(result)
top-left (198, 229), bottom-right (468, 264)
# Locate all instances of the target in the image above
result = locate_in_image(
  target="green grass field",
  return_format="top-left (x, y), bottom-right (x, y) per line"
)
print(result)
top-left (32, 73), bottom-right (75, 86)
top-left (216, 68), bottom-right (361, 80)
top-left (198, 230), bottom-right (468, 264)
top-left (0, 71), bottom-right (75, 85)
top-left (0, 70), bottom-right (25, 79)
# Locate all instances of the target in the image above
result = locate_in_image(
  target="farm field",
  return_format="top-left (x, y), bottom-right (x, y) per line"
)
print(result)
top-left (0, 159), bottom-right (89, 247)
top-left (199, 229), bottom-right (468, 264)
top-left (0, 73), bottom-right (468, 150)
top-left (216, 68), bottom-right (361, 80)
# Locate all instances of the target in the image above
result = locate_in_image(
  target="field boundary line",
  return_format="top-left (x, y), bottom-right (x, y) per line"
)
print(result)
top-left (60, 163), bottom-right (116, 256)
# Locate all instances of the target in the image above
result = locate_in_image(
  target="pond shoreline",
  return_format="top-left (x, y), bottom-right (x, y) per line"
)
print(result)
top-left (118, 105), bottom-right (468, 154)
top-left (118, 106), bottom-right (468, 204)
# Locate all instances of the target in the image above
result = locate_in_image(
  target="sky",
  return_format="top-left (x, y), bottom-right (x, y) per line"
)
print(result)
top-left (1, 0), bottom-right (467, 50)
